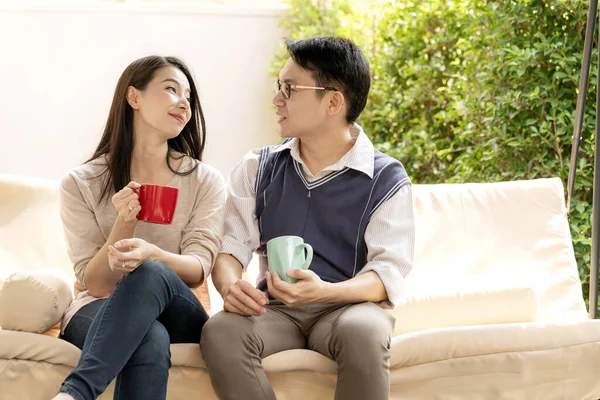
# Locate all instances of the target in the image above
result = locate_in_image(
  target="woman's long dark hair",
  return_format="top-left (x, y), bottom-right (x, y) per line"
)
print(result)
top-left (88, 56), bottom-right (206, 202)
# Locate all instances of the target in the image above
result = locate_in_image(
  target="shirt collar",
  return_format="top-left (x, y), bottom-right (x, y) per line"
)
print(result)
top-left (271, 123), bottom-right (375, 179)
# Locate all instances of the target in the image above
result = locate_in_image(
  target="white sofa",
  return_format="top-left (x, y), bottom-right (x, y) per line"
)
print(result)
top-left (1, 173), bottom-right (600, 400)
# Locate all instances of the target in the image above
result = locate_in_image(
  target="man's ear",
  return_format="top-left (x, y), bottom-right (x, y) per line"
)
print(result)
top-left (327, 91), bottom-right (346, 117)
top-left (126, 86), bottom-right (140, 110)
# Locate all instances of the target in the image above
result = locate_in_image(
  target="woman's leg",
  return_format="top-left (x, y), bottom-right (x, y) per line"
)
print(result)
top-left (57, 260), bottom-right (209, 400)
top-left (113, 320), bottom-right (171, 400)
top-left (61, 308), bottom-right (172, 400)
top-left (61, 299), bottom-right (106, 350)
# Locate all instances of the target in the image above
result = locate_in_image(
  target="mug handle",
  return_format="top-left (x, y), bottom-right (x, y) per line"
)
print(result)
top-left (131, 186), bottom-right (141, 217)
top-left (295, 243), bottom-right (313, 270)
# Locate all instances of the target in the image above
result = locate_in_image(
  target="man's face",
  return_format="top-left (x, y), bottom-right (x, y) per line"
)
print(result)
top-left (272, 58), bottom-right (329, 139)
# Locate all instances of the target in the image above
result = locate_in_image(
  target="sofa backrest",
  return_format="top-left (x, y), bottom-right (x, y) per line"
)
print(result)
top-left (409, 177), bottom-right (588, 322)
top-left (0, 173), bottom-right (73, 280)
top-left (0, 173), bottom-right (215, 313)
top-left (0, 174), bottom-right (588, 322)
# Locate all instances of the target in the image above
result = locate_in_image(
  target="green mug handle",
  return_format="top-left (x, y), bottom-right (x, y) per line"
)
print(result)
top-left (295, 243), bottom-right (313, 269)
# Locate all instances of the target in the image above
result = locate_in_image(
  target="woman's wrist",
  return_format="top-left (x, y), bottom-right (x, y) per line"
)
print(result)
top-left (115, 215), bottom-right (138, 230)
top-left (151, 244), bottom-right (165, 263)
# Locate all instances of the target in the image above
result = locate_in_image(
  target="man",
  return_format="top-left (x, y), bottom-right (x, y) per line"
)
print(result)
top-left (201, 36), bottom-right (414, 400)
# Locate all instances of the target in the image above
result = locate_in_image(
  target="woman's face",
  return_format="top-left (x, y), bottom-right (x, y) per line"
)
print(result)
top-left (129, 65), bottom-right (192, 140)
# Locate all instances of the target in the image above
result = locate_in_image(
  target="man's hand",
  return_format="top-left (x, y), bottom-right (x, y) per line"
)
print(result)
top-left (266, 269), bottom-right (328, 307)
top-left (223, 279), bottom-right (269, 316)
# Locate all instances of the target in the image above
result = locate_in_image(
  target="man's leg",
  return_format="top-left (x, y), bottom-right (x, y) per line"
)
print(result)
top-left (200, 301), bottom-right (305, 400)
top-left (307, 302), bottom-right (395, 400)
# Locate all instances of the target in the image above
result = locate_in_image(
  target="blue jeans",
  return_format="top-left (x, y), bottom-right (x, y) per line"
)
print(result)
top-left (59, 261), bottom-right (209, 400)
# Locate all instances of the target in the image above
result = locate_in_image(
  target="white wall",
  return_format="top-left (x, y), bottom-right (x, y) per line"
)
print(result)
top-left (0, 2), bottom-right (284, 314)
top-left (0, 2), bottom-right (285, 181)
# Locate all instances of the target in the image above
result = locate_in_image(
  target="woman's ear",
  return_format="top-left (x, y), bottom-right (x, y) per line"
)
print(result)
top-left (126, 86), bottom-right (140, 110)
top-left (327, 91), bottom-right (346, 117)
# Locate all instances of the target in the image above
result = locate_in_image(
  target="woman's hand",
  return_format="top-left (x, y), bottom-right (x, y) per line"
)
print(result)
top-left (111, 181), bottom-right (142, 224)
top-left (108, 238), bottom-right (158, 273)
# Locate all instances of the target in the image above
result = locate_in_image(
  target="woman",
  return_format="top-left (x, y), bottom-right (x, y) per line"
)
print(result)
top-left (53, 56), bottom-right (225, 400)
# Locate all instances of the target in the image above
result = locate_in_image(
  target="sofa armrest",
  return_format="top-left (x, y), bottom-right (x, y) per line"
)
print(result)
top-left (0, 270), bottom-right (73, 334)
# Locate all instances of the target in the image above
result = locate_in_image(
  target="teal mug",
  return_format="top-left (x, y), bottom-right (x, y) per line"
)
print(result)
top-left (266, 236), bottom-right (313, 283)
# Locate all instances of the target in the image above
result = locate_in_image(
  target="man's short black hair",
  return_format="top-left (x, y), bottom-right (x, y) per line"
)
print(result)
top-left (286, 36), bottom-right (371, 124)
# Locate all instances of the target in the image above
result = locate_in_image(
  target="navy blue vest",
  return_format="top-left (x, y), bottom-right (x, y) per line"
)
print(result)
top-left (255, 145), bottom-right (410, 292)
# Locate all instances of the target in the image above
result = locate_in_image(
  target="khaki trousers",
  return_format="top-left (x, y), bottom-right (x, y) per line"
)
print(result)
top-left (200, 301), bottom-right (395, 400)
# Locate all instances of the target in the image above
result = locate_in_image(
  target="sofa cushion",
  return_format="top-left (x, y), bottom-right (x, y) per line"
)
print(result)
top-left (409, 178), bottom-right (588, 322)
top-left (389, 319), bottom-right (600, 370)
top-left (0, 270), bottom-right (73, 334)
top-left (0, 173), bottom-right (214, 316)
top-left (0, 329), bottom-right (80, 367)
top-left (389, 286), bottom-right (539, 336)
top-left (0, 174), bottom-right (74, 279)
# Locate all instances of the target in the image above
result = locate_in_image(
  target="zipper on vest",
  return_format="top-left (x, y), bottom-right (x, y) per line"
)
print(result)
top-left (307, 190), bottom-right (311, 198)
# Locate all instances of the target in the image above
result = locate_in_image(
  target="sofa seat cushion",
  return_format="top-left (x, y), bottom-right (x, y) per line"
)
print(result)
top-left (2, 330), bottom-right (600, 400)
top-left (0, 330), bottom-right (339, 375)
top-left (3, 320), bottom-right (600, 400)
top-left (0, 330), bottom-right (80, 367)
top-left (0, 270), bottom-right (73, 333)
top-left (390, 319), bottom-right (600, 369)
top-left (8, 320), bottom-right (598, 374)
top-left (250, 320), bottom-right (600, 375)
top-left (169, 344), bottom-right (339, 374)
top-left (5, 321), bottom-right (599, 376)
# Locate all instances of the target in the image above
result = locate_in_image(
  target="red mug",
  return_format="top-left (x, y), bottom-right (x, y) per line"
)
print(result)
top-left (135, 184), bottom-right (179, 224)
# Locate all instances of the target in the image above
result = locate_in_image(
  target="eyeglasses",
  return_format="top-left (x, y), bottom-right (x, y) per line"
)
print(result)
top-left (274, 79), bottom-right (338, 99)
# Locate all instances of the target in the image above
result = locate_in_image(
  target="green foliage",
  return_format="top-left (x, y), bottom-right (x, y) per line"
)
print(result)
top-left (275, 0), bottom-right (599, 311)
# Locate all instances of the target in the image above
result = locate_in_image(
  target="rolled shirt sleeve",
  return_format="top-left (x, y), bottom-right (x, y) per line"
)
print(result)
top-left (219, 148), bottom-right (262, 270)
top-left (357, 184), bottom-right (415, 308)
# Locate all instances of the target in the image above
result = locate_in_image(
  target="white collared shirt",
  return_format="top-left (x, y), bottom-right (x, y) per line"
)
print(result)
top-left (220, 124), bottom-right (414, 308)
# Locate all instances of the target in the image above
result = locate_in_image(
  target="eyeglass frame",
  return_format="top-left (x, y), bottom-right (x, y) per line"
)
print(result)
top-left (274, 79), bottom-right (338, 99)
